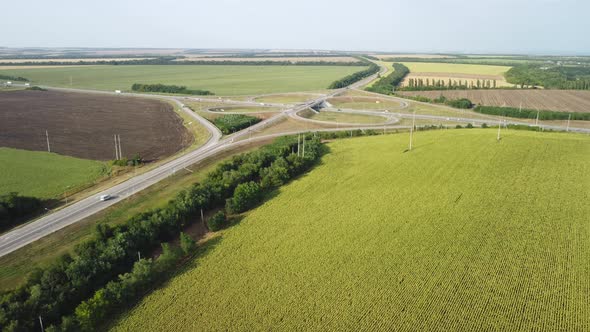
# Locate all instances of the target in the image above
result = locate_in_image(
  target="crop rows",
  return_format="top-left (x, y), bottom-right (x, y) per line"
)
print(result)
top-left (112, 130), bottom-right (589, 331)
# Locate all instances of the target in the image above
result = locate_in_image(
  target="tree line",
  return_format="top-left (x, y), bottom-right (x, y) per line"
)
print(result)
top-left (474, 105), bottom-right (590, 121)
top-left (0, 57), bottom-right (367, 67)
top-left (0, 192), bottom-right (43, 232)
top-left (131, 83), bottom-right (213, 95)
top-left (0, 74), bottom-right (29, 82)
top-left (0, 135), bottom-right (325, 331)
top-left (328, 63), bottom-right (380, 89)
top-left (396, 93), bottom-right (474, 109)
top-left (213, 114), bottom-right (262, 135)
top-left (365, 63), bottom-right (410, 94)
top-left (400, 78), bottom-right (498, 90)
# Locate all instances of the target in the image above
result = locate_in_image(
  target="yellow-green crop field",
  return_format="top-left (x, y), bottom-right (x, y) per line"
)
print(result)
top-left (112, 129), bottom-right (590, 331)
top-left (401, 62), bottom-right (511, 76)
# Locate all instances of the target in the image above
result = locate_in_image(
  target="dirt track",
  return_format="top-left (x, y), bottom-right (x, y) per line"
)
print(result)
top-left (0, 90), bottom-right (192, 161)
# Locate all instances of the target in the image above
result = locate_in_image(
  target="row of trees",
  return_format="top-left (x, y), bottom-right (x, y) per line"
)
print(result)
top-left (213, 114), bottom-right (261, 135)
top-left (328, 63), bottom-right (380, 89)
top-left (401, 78), bottom-right (498, 91)
top-left (0, 57), bottom-right (366, 67)
top-left (505, 64), bottom-right (590, 89)
top-left (365, 63), bottom-right (410, 94)
top-left (131, 83), bottom-right (213, 95)
top-left (474, 105), bottom-right (590, 121)
top-left (0, 74), bottom-right (29, 82)
top-left (0, 192), bottom-right (43, 232)
top-left (0, 135), bottom-right (325, 331)
top-left (397, 94), bottom-right (474, 109)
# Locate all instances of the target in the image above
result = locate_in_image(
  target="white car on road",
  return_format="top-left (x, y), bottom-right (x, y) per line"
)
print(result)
top-left (99, 194), bottom-right (112, 201)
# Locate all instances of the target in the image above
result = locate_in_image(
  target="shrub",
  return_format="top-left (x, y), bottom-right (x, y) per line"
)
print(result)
top-left (180, 232), bottom-right (196, 254)
top-left (446, 98), bottom-right (473, 109)
top-left (207, 211), bottom-right (227, 231)
top-left (213, 114), bottom-right (261, 135)
top-left (226, 181), bottom-right (263, 214)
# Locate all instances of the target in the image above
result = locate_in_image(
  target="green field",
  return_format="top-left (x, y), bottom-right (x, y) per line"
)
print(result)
top-left (112, 130), bottom-right (589, 331)
top-left (0, 148), bottom-right (106, 199)
top-left (0, 65), bottom-right (365, 95)
top-left (401, 62), bottom-right (511, 75)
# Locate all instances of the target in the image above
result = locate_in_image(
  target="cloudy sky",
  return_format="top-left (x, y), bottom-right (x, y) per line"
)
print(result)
top-left (2, 0), bottom-right (588, 54)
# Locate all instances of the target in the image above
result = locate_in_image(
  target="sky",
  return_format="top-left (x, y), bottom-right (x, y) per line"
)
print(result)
top-left (1, 0), bottom-right (589, 55)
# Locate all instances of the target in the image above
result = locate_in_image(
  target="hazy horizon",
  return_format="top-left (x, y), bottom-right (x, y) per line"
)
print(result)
top-left (2, 0), bottom-right (589, 55)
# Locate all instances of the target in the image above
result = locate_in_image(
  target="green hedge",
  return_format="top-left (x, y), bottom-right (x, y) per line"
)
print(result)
top-left (328, 64), bottom-right (380, 89)
top-left (213, 114), bottom-right (261, 135)
top-left (131, 83), bottom-right (213, 95)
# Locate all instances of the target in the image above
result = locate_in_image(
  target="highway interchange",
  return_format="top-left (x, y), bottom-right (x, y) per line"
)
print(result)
top-left (0, 63), bottom-right (588, 257)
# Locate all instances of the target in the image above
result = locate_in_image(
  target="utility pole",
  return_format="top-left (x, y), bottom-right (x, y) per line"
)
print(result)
top-left (117, 134), bottom-right (122, 159)
top-left (137, 251), bottom-right (141, 261)
top-left (408, 111), bottom-right (416, 151)
top-left (497, 117), bottom-right (502, 141)
top-left (114, 134), bottom-right (119, 160)
top-left (297, 134), bottom-right (301, 157)
top-left (39, 316), bottom-right (44, 332)
top-left (535, 109), bottom-right (540, 126)
top-left (566, 114), bottom-right (571, 132)
top-left (302, 134), bottom-right (306, 157)
top-left (45, 130), bottom-right (51, 153)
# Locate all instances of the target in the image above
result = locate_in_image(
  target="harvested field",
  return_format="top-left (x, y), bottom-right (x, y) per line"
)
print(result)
top-left (401, 62), bottom-right (511, 76)
top-left (399, 89), bottom-right (590, 113)
top-left (0, 90), bottom-right (192, 161)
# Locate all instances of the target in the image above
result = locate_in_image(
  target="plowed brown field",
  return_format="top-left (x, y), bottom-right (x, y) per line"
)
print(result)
top-left (0, 90), bottom-right (192, 161)
top-left (399, 89), bottom-right (590, 113)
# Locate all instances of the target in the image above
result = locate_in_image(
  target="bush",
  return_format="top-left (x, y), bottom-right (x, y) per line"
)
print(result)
top-left (207, 211), bottom-right (227, 231)
top-left (26, 86), bottom-right (47, 91)
top-left (446, 98), bottom-right (473, 109)
top-left (179, 232), bottom-right (196, 254)
top-left (226, 181), bottom-right (263, 214)
top-left (466, 123), bottom-right (474, 128)
top-left (0, 192), bottom-right (43, 232)
top-left (456, 124), bottom-right (463, 129)
top-left (482, 123), bottom-right (488, 128)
